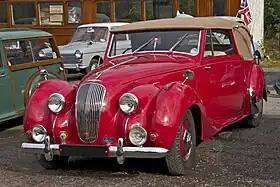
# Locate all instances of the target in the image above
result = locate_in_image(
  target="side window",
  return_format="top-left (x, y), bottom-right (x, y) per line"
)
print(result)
top-left (204, 29), bottom-right (235, 57)
top-left (4, 40), bottom-right (33, 66)
top-left (115, 33), bottom-right (127, 41)
top-left (30, 38), bottom-right (55, 61)
top-left (4, 38), bottom-right (58, 66)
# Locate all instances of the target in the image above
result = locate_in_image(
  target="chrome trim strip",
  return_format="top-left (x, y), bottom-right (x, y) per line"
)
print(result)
top-left (21, 143), bottom-right (60, 155)
top-left (63, 64), bottom-right (87, 69)
top-left (109, 146), bottom-right (168, 158)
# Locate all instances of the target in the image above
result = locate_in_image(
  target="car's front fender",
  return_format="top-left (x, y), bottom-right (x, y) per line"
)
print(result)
top-left (151, 82), bottom-right (205, 150)
top-left (23, 79), bottom-right (77, 140)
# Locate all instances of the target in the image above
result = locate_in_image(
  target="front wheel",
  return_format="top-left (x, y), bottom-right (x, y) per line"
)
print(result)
top-left (36, 154), bottom-right (69, 170)
top-left (165, 110), bottom-right (196, 175)
top-left (84, 58), bottom-right (101, 74)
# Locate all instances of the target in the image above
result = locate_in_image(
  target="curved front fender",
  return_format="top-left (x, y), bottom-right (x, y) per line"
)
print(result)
top-left (24, 71), bottom-right (61, 106)
top-left (151, 82), bottom-right (203, 150)
top-left (23, 79), bottom-right (77, 139)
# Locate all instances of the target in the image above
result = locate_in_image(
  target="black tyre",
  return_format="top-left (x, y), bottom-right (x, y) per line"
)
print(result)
top-left (242, 98), bottom-right (263, 128)
top-left (84, 58), bottom-right (100, 74)
top-left (36, 154), bottom-right (69, 170)
top-left (165, 110), bottom-right (196, 175)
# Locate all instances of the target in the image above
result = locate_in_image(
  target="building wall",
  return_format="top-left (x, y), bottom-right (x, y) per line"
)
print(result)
top-left (247, 0), bottom-right (264, 44)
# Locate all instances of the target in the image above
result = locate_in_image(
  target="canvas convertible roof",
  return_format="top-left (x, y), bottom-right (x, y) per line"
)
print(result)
top-left (111, 17), bottom-right (254, 62)
top-left (110, 17), bottom-right (243, 33)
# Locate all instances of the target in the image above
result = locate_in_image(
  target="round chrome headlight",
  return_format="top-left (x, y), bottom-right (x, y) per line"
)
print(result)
top-left (47, 93), bottom-right (65, 113)
top-left (39, 50), bottom-right (46, 58)
top-left (74, 50), bottom-right (82, 59)
top-left (129, 125), bottom-right (147, 146)
top-left (119, 93), bottom-right (138, 114)
top-left (31, 125), bottom-right (47, 143)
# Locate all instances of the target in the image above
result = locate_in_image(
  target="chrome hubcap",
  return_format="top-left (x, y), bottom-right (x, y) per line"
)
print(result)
top-left (181, 125), bottom-right (192, 161)
top-left (254, 98), bottom-right (263, 118)
top-left (91, 63), bottom-right (97, 71)
top-left (184, 130), bottom-right (192, 161)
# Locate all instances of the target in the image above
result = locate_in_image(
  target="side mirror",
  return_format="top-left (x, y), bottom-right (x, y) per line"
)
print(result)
top-left (181, 70), bottom-right (194, 85)
top-left (254, 51), bottom-right (261, 65)
top-left (184, 70), bottom-right (194, 80)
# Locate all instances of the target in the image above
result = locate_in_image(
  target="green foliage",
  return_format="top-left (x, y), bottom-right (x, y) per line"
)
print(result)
top-left (264, 1), bottom-right (280, 39)
top-left (263, 1), bottom-right (280, 65)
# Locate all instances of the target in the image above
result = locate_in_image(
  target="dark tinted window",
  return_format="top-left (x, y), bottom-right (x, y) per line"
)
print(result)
top-left (146, 0), bottom-right (173, 20)
top-left (12, 2), bottom-right (36, 25)
top-left (213, 0), bottom-right (226, 16)
top-left (115, 0), bottom-right (141, 22)
top-left (0, 2), bottom-right (8, 23)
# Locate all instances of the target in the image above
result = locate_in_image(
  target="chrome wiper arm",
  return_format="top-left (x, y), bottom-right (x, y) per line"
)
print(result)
top-left (169, 33), bottom-right (188, 52)
top-left (133, 37), bottom-right (155, 53)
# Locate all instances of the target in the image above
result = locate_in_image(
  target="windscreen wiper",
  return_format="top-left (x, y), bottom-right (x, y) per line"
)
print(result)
top-left (133, 37), bottom-right (155, 54)
top-left (169, 33), bottom-right (188, 52)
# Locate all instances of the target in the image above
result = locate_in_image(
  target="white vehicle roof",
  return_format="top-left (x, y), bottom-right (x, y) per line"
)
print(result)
top-left (78, 22), bottom-right (129, 29)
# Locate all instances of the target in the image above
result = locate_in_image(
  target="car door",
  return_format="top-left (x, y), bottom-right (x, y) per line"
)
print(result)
top-left (199, 29), bottom-right (246, 127)
top-left (0, 41), bottom-right (16, 121)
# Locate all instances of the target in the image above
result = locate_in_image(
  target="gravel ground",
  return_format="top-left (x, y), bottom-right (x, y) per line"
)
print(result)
top-left (0, 74), bottom-right (280, 187)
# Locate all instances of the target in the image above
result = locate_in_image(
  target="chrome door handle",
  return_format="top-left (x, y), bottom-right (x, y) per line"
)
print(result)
top-left (0, 73), bottom-right (7, 78)
top-left (204, 66), bottom-right (212, 70)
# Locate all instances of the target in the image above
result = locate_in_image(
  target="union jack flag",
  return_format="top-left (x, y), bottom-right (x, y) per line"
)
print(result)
top-left (237, 0), bottom-right (252, 25)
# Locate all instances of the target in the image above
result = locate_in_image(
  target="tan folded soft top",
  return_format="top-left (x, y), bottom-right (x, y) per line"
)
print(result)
top-left (110, 17), bottom-right (254, 61)
top-left (110, 17), bottom-right (243, 33)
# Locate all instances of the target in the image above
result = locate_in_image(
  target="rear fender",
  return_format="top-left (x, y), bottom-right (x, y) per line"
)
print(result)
top-left (23, 79), bottom-right (77, 139)
top-left (151, 82), bottom-right (204, 150)
top-left (249, 64), bottom-right (266, 100)
top-left (248, 65), bottom-right (266, 115)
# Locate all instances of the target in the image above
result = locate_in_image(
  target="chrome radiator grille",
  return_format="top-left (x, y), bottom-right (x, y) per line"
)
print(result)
top-left (76, 83), bottom-right (106, 143)
top-left (61, 54), bottom-right (77, 64)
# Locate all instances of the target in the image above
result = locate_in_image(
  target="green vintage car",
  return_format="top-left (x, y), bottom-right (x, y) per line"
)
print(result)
top-left (0, 28), bottom-right (66, 123)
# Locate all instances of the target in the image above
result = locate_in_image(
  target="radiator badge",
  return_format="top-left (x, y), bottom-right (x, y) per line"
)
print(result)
top-left (103, 137), bottom-right (114, 143)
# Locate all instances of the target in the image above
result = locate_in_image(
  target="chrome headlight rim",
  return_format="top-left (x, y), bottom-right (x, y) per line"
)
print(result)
top-left (47, 93), bottom-right (65, 113)
top-left (39, 50), bottom-right (46, 58)
top-left (119, 93), bottom-right (139, 114)
top-left (74, 50), bottom-right (83, 59)
top-left (31, 124), bottom-right (47, 143)
top-left (129, 125), bottom-right (147, 146)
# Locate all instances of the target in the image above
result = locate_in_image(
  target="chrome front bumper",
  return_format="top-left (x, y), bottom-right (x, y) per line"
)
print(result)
top-left (21, 137), bottom-right (168, 164)
top-left (63, 63), bottom-right (87, 70)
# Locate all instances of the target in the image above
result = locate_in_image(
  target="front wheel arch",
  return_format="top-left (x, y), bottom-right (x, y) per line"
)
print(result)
top-left (189, 105), bottom-right (202, 145)
top-left (84, 56), bottom-right (103, 74)
top-left (152, 83), bottom-right (205, 150)
top-left (24, 71), bottom-right (59, 107)
top-left (92, 55), bottom-right (103, 64)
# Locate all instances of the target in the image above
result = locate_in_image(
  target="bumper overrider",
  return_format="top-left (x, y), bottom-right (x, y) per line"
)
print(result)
top-left (21, 136), bottom-right (169, 164)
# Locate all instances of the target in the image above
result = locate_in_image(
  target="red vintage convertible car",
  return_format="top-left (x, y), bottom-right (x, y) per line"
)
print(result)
top-left (21, 17), bottom-right (266, 175)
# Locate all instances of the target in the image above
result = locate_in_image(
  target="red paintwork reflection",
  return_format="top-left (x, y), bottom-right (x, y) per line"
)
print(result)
top-left (23, 31), bottom-right (265, 151)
